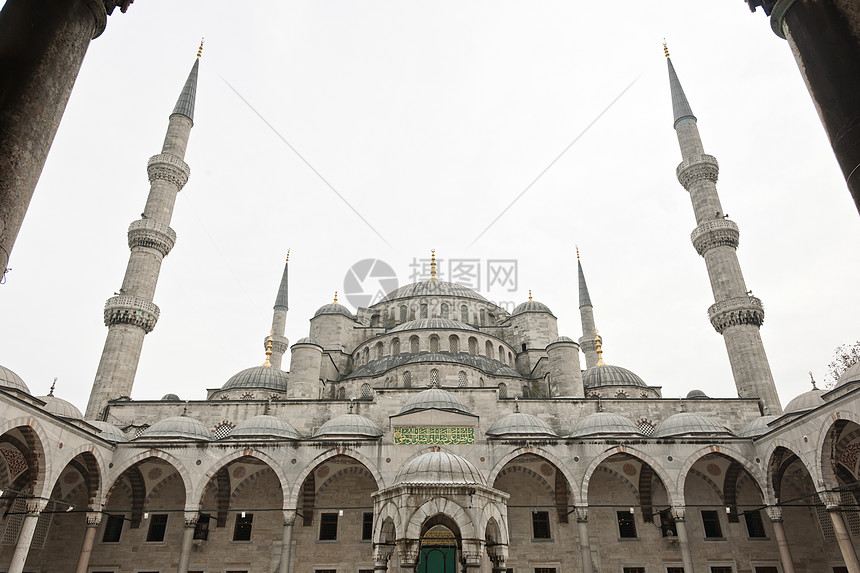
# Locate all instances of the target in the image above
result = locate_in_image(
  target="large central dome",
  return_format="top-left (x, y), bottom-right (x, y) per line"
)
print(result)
top-left (380, 280), bottom-right (488, 303)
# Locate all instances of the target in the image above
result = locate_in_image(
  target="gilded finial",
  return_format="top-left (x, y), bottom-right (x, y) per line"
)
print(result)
top-left (333, 291), bottom-right (338, 304)
top-left (285, 249), bottom-right (290, 263)
top-left (809, 371), bottom-right (818, 390)
top-left (529, 290), bottom-right (533, 301)
top-left (663, 40), bottom-right (669, 59)
top-left (430, 249), bottom-right (438, 281)
top-left (576, 245), bottom-right (580, 260)
top-left (48, 377), bottom-right (57, 397)
top-left (262, 330), bottom-right (273, 367)
top-left (197, 38), bottom-right (205, 59)
top-left (594, 329), bottom-right (606, 366)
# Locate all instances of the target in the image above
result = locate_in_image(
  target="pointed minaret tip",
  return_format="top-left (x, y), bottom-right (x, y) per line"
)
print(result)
top-left (274, 251), bottom-right (289, 310)
top-left (577, 250), bottom-right (593, 308)
top-left (666, 47), bottom-right (696, 128)
top-left (172, 44), bottom-right (201, 123)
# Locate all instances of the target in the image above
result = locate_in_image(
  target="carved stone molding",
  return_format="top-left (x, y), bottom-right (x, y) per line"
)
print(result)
top-left (708, 295), bottom-right (765, 334)
top-left (765, 505), bottom-right (783, 522)
top-left (147, 153), bottom-right (190, 190)
top-left (676, 154), bottom-right (719, 189)
top-left (127, 219), bottom-right (176, 257)
top-left (104, 295), bottom-right (160, 333)
top-left (691, 219), bottom-right (740, 256)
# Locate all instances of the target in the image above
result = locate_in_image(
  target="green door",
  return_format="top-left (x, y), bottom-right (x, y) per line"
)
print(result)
top-left (417, 546), bottom-right (456, 573)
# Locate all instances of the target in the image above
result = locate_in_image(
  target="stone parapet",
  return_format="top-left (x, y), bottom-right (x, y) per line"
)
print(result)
top-left (127, 218), bottom-right (176, 256)
top-left (676, 153), bottom-right (719, 189)
top-left (691, 218), bottom-right (739, 256)
top-left (147, 153), bottom-right (190, 189)
top-left (104, 295), bottom-right (160, 332)
top-left (708, 295), bottom-right (765, 334)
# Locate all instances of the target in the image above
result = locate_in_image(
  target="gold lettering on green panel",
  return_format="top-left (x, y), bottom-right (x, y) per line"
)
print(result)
top-left (394, 426), bottom-right (475, 445)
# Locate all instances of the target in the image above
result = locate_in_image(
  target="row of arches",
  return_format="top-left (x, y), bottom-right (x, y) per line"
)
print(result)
top-left (369, 302), bottom-right (500, 328)
top-left (354, 333), bottom-right (516, 368)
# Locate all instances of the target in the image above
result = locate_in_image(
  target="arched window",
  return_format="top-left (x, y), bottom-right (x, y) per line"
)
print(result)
top-left (449, 335), bottom-right (460, 353)
top-left (468, 337), bottom-right (478, 355)
top-left (371, 314), bottom-right (380, 327)
top-left (485, 341), bottom-right (494, 359)
top-left (410, 336), bottom-right (419, 354)
top-left (429, 335), bottom-right (440, 353)
top-left (441, 303), bottom-right (449, 319)
top-left (498, 383), bottom-right (507, 399)
top-left (400, 305), bottom-right (407, 323)
top-left (375, 341), bottom-right (383, 360)
top-left (360, 383), bottom-right (373, 399)
top-left (430, 369), bottom-right (439, 386)
top-left (615, 390), bottom-right (629, 399)
top-left (213, 421), bottom-right (235, 439)
top-left (363, 347), bottom-right (369, 365)
top-left (479, 309), bottom-right (486, 325)
top-left (458, 371), bottom-right (467, 387)
top-left (508, 351), bottom-right (513, 365)
top-left (392, 338), bottom-right (400, 355)
top-left (420, 303), bottom-right (428, 319)
top-left (479, 377), bottom-right (485, 387)
top-left (460, 305), bottom-right (468, 323)
top-left (384, 377), bottom-right (391, 387)
top-left (336, 387), bottom-right (346, 399)
top-left (499, 346), bottom-right (505, 364)
top-left (522, 385), bottom-right (530, 398)
top-left (403, 371), bottom-right (412, 388)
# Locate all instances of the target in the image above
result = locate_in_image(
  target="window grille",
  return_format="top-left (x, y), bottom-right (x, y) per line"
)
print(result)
top-left (458, 371), bottom-right (467, 387)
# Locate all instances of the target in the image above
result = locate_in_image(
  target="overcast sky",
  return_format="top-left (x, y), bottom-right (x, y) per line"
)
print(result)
top-left (1, 1), bottom-right (858, 414)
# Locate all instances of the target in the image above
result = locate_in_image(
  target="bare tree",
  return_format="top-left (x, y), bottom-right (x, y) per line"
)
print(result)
top-left (825, 341), bottom-right (860, 387)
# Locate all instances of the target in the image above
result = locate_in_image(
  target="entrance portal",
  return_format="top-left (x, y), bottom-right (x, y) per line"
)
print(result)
top-left (417, 526), bottom-right (457, 573)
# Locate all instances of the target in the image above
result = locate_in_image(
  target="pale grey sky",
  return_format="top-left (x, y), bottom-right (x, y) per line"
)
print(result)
top-left (1, 1), bottom-right (858, 413)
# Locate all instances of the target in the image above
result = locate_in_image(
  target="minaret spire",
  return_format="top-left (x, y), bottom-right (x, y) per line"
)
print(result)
top-left (576, 247), bottom-right (599, 368)
top-left (267, 250), bottom-right (290, 370)
top-left (85, 50), bottom-right (201, 420)
top-left (667, 49), bottom-right (782, 415)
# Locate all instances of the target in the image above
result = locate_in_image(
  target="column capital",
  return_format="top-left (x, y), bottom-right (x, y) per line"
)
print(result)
top-left (765, 505), bottom-right (783, 522)
top-left (373, 543), bottom-right (394, 563)
top-left (820, 490), bottom-right (842, 511)
top-left (574, 504), bottom-right (589, 523)
top-left (671, 506), bottom-right (687, 521)
top-left (86, 511), bottom-right (103, 526)
top-left (283, 509), bottom-right (298, 526)
top-left (183, 510), bottom-right (199, 527)
top-left (25, 498), bottom-right (48, 514)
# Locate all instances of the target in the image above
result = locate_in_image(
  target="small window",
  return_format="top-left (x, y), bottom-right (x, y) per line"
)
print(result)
top-left (233, 513), bottom-right (253, 541)
top-left (460, 305), bottom-right (468, 322)
top-left (701, 510), bottom-right (723, 538)
top-left (430, 369), bottom-right (439, 386)
top-left (316, 570), bottom-right (337, 573)
top-left (499, 345), bottom-right (505, 363)
top-left (403, 371), bottom-right (411, 388)
top-left (400, 305), bottom-right (407, 322)
top-left (667, 568), bottom-right (686, 573)
top-left (449, 335), bottom-right (459, 353)
top-left (320, 513), bottom-right (339, 541)
top-left (658, 508), bottom-right (677, 537)
top-left (535, 569), bottom-right (557, 573)
top-left (617, 511), bottom-right (637, 538)
top-left (441, 303), bottom-right (449, 319)
top-left (468, 337), bottom-right (478, 355)
top-left (375, 342), bottom-right (383, 360)
top-left (102, 514), bottom-right (124, 542)
top-left (486, 341), bottom-right (493, 358)
top-left (710, 568), bottom-right (733, 573)
top-left (362, 512), bottom-right (373, 541)
top-left (623, 569), bottom-right (646, 573)
top-left (744, 510), bottom-right (767, 538)
top-left (146, 514), bottom-right (168, 542)
top-left (410, 336), bottom-right (419, 354)
top-left (193, 513), bottom-right (211, 540)
top-left (392, 338), bottom-right (400, 354)
top-left (420, 303), bottom-right (428, 318)
top-left (458, 371), bottom-right (467, 387)
top-left (532, 511), bottom-right (550, 539)
top-left (753, 568), bottom-right (779, 573)
top-left (430, 335), bottom-right (440, 353)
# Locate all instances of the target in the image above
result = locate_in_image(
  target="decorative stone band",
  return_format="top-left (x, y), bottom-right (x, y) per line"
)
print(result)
top-left (676, 154), bottom-right (719, 189)
top-left (147, 153), bottom-right (191, 190)
top-left (578, 337), bottom-right (597, 353)
top-left (104, 295), bottom-right (160, 333)
top-left (127, 219), bottom-right (177, 257)
top-left (707, 295), bottom-right (765, 334)
top-left (690, 219), bottom-right (740, 256)
top-left (271, 338), bottom-right (289, 355)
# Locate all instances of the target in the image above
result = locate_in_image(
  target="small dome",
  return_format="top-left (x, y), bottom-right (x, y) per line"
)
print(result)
top-left (400, 387), bottom-right (471, 415)
top-left (228, 415), bottom-right (299, 440)
top-left (294, 337), bottom-right (321, 346)
top-left (549, 336), bottom-right (576, 345)
top-left (38, 395), bottom-right (82, 419)
top-left (686, 389), bottom-right (709, 399)
top-left (569, 412), bottom-right (641, 438)
top-left (88, 421), bottom-right (129, 442)
top-left (654, 412), bottom-right (733, 438)
top-left (583, 364), bottom-right (647, 388)
top-left (381, 281), bottom-right (488, 303)
top-left (161, 393), bottom-right (181, 401)
top-left (739, 415), bottom-right (779, 438)
top-left (223, 366), bottom-right (288, 392)
top-left (784, 389), bottom-right (825, 414)
top-left (0, 365), bottom-right (29, 393)
top-left (391, 318), bottom-right (477, 333)
top-left (486, 413), bottom-right (557, 437)
top-left (512, 300), bottom-right (553, 316)
top-left (313, 303), bottom-right (355, 319)
top-left (314, 414), bottom-right (382, 438)
top-left (837, 361), bottom-right (860, 387)
top-left (138, 416), bottom-right (213, 440)
top-left (396, 451), bottom-right (485, 485)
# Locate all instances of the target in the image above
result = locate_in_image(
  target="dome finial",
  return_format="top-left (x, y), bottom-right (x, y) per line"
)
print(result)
top-left (48, 377), bottom-right (57, 397)
top-left (430, 249), bottom-right (438, 281)
top-left (528, 289), bottom-right (533, 301)
top-left (663, 40), bottom-right (669, 58)
top-left (576, 245), bottom-right (580, 260)
top-left (262, 330), bottom-right (273, 367)
top-left (514, 395), bottom-right (520, 412)
top-left (333, 291), bottom-right (338, 304)
top-left (594, 329), bottom-right (606, 366)
top-left (197, 38), bottom-right (205, 59)
top-left (809, 370), bottom-right (818, 390)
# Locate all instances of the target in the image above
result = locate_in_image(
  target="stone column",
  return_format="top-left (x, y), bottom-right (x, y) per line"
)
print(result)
top-left (0, 0), bottom-right (113, 279)
top-left (765, 506), bottom-right (795, 573)
top-left (74, 512), bottom-right (102, 573)
top-left (575, 505), bottom-right (594, 573)
top-left (488, 544), bottom-right (508, 573)
top-left (396, 539), bottom-right (419, 573)
top-left (672, 507), bottom-right (695, 573)
top-left (279, 510), bottom-right (296, 573)
top-left (176, 511), bottom-right (198, 573)
top-left (822, 493), bottom-right (860, 573)
top-left (373, 543), bottom-right (394, 573)
top-left (461, 540), bottom-right (483, 573)
top-left (8, 498), bottom-right (47, 573)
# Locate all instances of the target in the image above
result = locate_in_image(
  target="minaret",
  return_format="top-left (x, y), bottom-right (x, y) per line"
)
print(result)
top-left (267, 250), bottom-right (290, 370)
top-left (85, 45), bottom-right (202, 420)
top-left (577, 247), bottom-right (599, 369)
top-left (666, 45), bottom-right (782, 415)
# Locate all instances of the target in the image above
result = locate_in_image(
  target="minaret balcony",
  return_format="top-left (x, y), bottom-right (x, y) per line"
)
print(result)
top-left (707, 295), bottom-right (765, 334)
top-left (147, 153), bottom-right (190, 189)
top-left (690, 219), bottom-right (740, 256)
top-left (127, 219), bottom-right (176, 256)
top-left (676, 154), bottom-right (719, 189)
top-left (104, 295), bottom-right (160, 333)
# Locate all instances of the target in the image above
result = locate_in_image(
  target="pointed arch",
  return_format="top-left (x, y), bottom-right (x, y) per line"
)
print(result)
top-left (287, 448), bottom-right (383, 508)
top-left (372, 500), bottom-right (402, 543)
top-left (581, 445), bottom-right (676, 507)
top-left (762, 439), bottom-right (815, 505)
top-left (49, 446), bottom-right (104, 508)
top-left (98, 449), bottom-right (192, 510)
top-left (676, 445), bottom-right (765, 503)
top-left (487, 446), bottom-right (578, 504)
top-left (815, 410), bottom-right (860, 490)
top-left (481, 504), bottom-right (509, 545)
top-left (0, 417), bottom-right (51, 498)
top-left (195, 448), bottom-right (290, 510)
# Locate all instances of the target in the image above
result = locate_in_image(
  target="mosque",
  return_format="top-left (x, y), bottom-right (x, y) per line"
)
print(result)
top-left (1, 42), bottom-right (860, 573)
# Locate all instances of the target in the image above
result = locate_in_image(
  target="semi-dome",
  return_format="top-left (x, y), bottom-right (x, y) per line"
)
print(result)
top-left (228, 415), bottom-right (300, 440)
top-left (381, 280), bottom-right (488, 303)
top-left (784, 388), bottom-right (825, 414)
top-left (391, 318), bottom-right (477, 333)
top-left (512, 299), bottom-right (553, 316)
top-left (686, 389), bottom-right (709, 399)
top-left (313, 303), bottom-right (355, 319)
top-left (569, 412), bottom-right (641, 438)
top-left (739, 415), bottom-right (778, 438)
top-left (0, 365), bottom-right (29, 393)
top-left (400, 387), bottom-right (471, 415)
top-left (138, 416), bottom-right (213, 440)
top-left (837, 361), bottom-right (860, 387)
top-left (486, 412), bottom-right (557, 437)
top-left (88, 421), bottom-right (129, 442)
top-left (583, 364), bottom-right (647, 388)
top-left (653, 412), bottom-right (732, 438)
top-left (314, 414), bottom-right (383, 438)
top-left (395, 451), bottom-right (485, 485)
top-left (161, 393), bottom-right (181, 401)
top-left (223, 366), bottom-right (288, 392)
top-left (38, 395), bottom-right (82, 419)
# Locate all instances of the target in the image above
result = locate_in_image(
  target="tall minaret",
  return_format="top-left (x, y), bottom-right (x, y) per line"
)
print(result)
top-left (85, 45), bottom-right (202, 420)
top-left (268, 251), bottom-right (290, 370)
top-left (576, 247), bottom-right (599, 369)
top-left (666, 45), bottom-right (782, 415)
